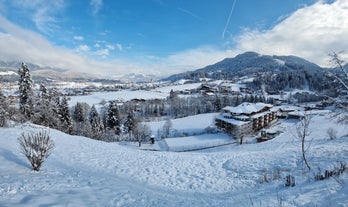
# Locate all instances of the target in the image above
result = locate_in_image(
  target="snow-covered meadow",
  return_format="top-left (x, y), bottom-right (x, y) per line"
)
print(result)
top-left (1, 111), bottom-right (348, 206)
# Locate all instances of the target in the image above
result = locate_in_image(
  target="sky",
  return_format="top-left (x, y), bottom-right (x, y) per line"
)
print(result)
top-left (0, 0), bottom-right (347, 79)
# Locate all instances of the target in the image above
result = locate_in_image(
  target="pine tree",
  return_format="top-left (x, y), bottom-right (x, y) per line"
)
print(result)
top-left (32, 84), bottom-right (54, 127)
top-left (89, 105), bottom-right (104, 140)
top-left (58, 96), bottom-right (73, 134)
top-left (0, 106), bottom-right (5, 127)
top-left (0, 91), bottom-right (8, 127)
top-left (89, 105), bottom-right (99, 124)
top-left (18, 63), bottom-right (34, 120)
top-left (168, 89), bottom-right (179, 118)
top-left (123, 112), bottom-right (135, 140)
top-left (73, 102), bottom-right (85, 123)
top-left (106, 100), bottom-right (121, 135)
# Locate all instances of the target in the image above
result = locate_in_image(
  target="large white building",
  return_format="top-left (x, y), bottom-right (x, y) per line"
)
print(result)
top-left (215, 102), bottom-right (278, 139)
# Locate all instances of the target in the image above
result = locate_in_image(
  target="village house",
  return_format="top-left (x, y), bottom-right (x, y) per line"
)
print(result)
top-left (215, 102), bottom-right (278, 140)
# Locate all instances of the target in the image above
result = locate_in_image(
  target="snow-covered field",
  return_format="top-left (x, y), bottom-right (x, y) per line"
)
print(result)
top-left (147, 113), bottom-right (218, 135)
top-left (1, 111), bottom-right (348, 206)
top-left (68, 90), bottom-right (168, 106)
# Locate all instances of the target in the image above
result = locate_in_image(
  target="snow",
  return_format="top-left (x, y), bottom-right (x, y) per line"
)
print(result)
top-left (152, 83), bottom-right (202, 93)
top-left (0, 71), bottom-right (17, 76)
top-left (68, 90), bottom-right (168, 106)
top-left (223, 102), bottom-right (273, 115)
top-left (164, 133), bottom-right (234, 152)
top-left (147, 113), bottom-right (218, 135)
top-left (274, 58), bottom-right (286, 66)
top-left (1, 111), bottom-right (348, 206)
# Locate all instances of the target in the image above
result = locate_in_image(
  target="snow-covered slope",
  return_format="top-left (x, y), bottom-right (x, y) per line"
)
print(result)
top-left (1, 112), bottom-right (348, 206)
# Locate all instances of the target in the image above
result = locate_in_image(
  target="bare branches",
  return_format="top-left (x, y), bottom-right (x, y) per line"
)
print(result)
top-left (18, 130), bottom-right (55, 171)
top-left (329, 52), bottom-right (348, 91)
top-left (296, 115), bottom-right (312, 171)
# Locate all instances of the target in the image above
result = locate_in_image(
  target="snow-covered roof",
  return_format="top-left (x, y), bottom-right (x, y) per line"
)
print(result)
top-left (223, 102), bottom-right (273, 115)
top-left (216, 115), bottom-right (249, 126)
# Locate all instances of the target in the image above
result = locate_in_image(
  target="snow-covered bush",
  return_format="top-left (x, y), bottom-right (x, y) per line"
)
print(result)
top-left (314, 161), bottom-right (347, 181)
top-left (18, 130), bottom-right (55, 171)
top-left (327, 127), bottom-right (337, 140)
top-left (0, 107), bottom-right (5, 127)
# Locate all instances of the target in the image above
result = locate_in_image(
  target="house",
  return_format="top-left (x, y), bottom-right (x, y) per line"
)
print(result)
top-left (215, 102), bottom-right (278, 139)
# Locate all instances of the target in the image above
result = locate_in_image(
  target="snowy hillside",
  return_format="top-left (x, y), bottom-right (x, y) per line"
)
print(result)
top-left (1, 112), bottom-right (348, 206)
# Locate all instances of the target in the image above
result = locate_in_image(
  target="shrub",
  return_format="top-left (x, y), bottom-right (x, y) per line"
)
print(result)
top-left (327, 127), bottom-right (337, 140)
top-left (18, 130), bottom-right (55, 171)
top-left (285, 175), bottom-right (295, 187)
top-left (314, 161), bottom-right (347, 181)
top-left (0, 107), bottom-right (5, 127)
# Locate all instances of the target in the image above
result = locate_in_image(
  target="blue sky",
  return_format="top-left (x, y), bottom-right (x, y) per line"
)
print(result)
top-left (0, 0), bottom-right (347, 78)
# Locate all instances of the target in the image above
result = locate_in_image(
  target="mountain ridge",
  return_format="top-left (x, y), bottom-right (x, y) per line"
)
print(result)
top-left (162, 51), bottom-right (324, 82)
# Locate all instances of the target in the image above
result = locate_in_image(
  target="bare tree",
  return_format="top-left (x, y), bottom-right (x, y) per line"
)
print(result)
top-left (18, 130), bottom-right (55, 171)
top-left (329, 52), bottom-right (348, 90)
top-left (133, 123), bottom-right (151, 147)
top-left (328, 52), bottom-right (348, 125)
top-left (296, 114), bottom-right (312, 171)
top-left (162, 119), bottom-right (173, 138)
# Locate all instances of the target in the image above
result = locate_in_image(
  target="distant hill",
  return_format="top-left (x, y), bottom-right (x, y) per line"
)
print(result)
top-left (162, 51), bottom-right (323, 82)
top-left (0, 61), bottom-right (96, 82)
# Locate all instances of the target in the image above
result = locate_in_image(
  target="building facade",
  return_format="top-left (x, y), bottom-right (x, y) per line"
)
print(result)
top-left (215, 102), bottom-right (278, 139)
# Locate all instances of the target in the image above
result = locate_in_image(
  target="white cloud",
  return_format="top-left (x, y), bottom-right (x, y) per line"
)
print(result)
top-left (74, 36), bottom-right (84, 41)
top-left (90, 0), bottom-right (103, 16)
top-left (0, 15), bottom-right (120, 77)
top-left (106, 44), bottom-right (115, 51)
top-left (95, 48), bottom-right (109, 56)
top-left (0, 0), bottom-right (347, 79)
top-left (10, 0), bottom-right (65, 34)
top-left (116, 44), bottom-right (123, 51)
top-left (233, 0), bottom-right (348, 67)
top-left (77, 45), bottom-right (90, 52)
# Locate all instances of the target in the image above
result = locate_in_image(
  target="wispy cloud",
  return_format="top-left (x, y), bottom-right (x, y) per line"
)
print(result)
top-left (74, 36), bottom-right (84, 41)
top-left (90, 0), bottom-right (103, 16)
top-left (95, 48), bottom-right (109, 57)
top-left (106, 44), bottom-right (115, 51)
top-left (9, 0), bottom-right (65, 34)
top-left (116, 44), bottom-right (123, 52)
top-left (0, 0), bottom-right (347, 79)
top-left (222, 0), bottom-right (237, 39)
top-left (178, 8), bottom-right (201, 20)
top-left (77, 44), bottom-right (90, 52)
top-left (233, 0), bottom-right (348, 66)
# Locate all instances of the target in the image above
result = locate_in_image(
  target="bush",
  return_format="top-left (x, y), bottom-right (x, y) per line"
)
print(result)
top-left (0, 107), bottom-right (5, 127)
top-left (18, 130), bottom-right (55, 171)
top-left (314, 161), bottom-right (347, 181)
top-left (327, 127), bottom-right (337, 140)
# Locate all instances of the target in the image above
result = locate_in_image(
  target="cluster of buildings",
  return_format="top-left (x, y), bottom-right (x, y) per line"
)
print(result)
top-left (215, 102), bottom-right (278, 140)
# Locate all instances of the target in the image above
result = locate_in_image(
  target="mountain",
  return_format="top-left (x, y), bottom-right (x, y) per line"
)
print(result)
top-left (162, 51), bottom-right (323, 82)
top-left (0, 61), bottom-right (96, 82)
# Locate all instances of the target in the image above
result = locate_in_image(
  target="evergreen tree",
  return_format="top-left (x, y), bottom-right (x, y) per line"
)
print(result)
top-left (89, 105), bottom-right (99, 124)
top-left (0, 91), bottom-right (8, 127)
top-left (0, 106), bottom-right (5, 127)
top-left (32, 84), bottom-right (57, 127)
top-left (123, 111), bottom-right (135, 140)
top-left (18, 63), bottom-right (34, 120)
top-left (214, 95), bottom-right (222, 111)
top-left (73, 102), bottom-right (85, 123)
top-left (88, 105), bottom-right (104, 140)
top-left (58, 96), bottom-right (73, 134)
top-left (106, 100), bottom-right (121, 135)
top-left (168, 89), bottom-right (179, 118)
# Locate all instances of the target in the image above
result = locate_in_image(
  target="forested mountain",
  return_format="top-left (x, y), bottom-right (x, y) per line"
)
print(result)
top-left (0, 61), bottom-right (95, 82)
top-left (162, 51), bottom-right (342, 96)
top-left (163, 51), bottom-right (323, 82)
